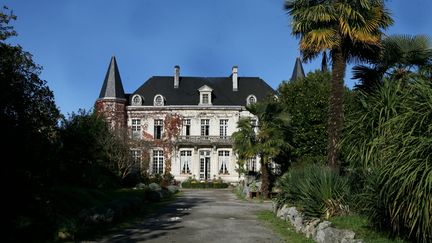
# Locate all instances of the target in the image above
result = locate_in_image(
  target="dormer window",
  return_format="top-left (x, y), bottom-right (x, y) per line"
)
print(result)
top-left (202, 94), bottom-right (209, 104)
top-left (132, 94), bottom-right (142, 106)
top-left (154, 94), bottom-right (164, 106)
top-left (247, 95), bottom-right (257, 105)
top-left (198, 85), bottom-right (213, 105)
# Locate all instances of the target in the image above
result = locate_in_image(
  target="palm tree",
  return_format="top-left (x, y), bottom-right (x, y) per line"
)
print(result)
top-left (233, 97), bottom-right (292, 198)
top-left (284, 0), bottom-right (393, 168)
top-left (353, 34), bottom-right (432, 90)
top-left (232, 117), bottom-right (257, 173)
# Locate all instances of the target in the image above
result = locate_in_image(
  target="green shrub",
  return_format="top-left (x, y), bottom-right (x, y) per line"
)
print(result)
top-left (167, 185), bottom-right (179, 194)
top-left (342, 80), bottom-right (403, 169)
top-left (181, 181), bottom-right (229, 189)
top-left (276, 165), bottom-right (350, 219)
top-left (148, 182), bottom-right (161, 191)
top-left (278, 71), bottom-right (331, 165)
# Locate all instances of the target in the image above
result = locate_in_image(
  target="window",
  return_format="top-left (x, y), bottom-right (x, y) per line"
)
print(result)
top-left (152, 150), bottom-right (164, 174)
top-left (183, 119), bottom-right (191, 137)
top-left (201, 119), bottom-right (210, 138)
top-left (247, 156), bottom-right (257, 172)
top-left (247, 95), bottom-right (257, 105)
top-left (131, 149), bottom-right (142, 163)
top-left (220, 119), bottom-right (228, 139)
top-left (130, 149), bottom-right (142, 173)
top-left (180, 150), bottom-right (192, 174)
top-left (131, 119), bottom-right (141, 139)
top-left (154, 94), bottom-right (164, 106)
top-left (202, 94), bottom-right (209, 104)
top-left (198, 85), bottom-right (213, 105)
top-left (154, 119), bottom-right (163, 139)
top-left (132, 94), bottom-right (142, 106)
top-left (199, 150), bottom-right (211, 180)
top-left (269, 162), bottom-right (281, 175)
top-left (218, 151), bottom-right (230, 174)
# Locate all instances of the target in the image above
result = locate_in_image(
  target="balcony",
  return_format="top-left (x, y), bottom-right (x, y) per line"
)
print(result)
top-left (175, 135), bottom-right (232, 147)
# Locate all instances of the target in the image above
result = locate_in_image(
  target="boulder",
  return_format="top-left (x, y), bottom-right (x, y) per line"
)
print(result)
top-left (316, 221), bottom-right (332, 231)
top-left (315, 223), bottom-right (357, 243)
top-left (302, 218), bottom-right (321, 238)
top-left (292, 214), bottom-right (304, 232)
top-left (276, 204), bottom-right (290, 219)
top-left (286, 207), bottom-right (301, 223)
top-left (275, 205), bottom-right (363, 243)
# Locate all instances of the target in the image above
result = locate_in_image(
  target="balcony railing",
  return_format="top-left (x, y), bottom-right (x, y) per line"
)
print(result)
top-left (176, 135), bottom-right (232, 146)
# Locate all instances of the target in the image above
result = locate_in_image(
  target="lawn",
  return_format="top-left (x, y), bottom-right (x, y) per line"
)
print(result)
top-left (257, 210), bottom-right (314, 243)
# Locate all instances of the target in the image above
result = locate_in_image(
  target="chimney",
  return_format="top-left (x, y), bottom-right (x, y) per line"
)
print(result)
top-left (232, 65), bottom-right (238, 91)
top-left (174, 65), bottom-right (180, 88)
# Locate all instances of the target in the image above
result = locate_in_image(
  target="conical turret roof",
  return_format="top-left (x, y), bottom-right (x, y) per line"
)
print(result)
top-left (290, 57), bottom-right (305, 81)
top-left (98, 56), bottom-right (126, 99)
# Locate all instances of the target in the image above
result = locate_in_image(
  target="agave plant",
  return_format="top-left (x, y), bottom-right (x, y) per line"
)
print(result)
top-left (276, 164), bottom-right (350, 219)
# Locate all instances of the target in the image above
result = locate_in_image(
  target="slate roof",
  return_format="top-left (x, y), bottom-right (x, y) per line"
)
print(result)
top-left (99, 56), bottom-right (126, 99)
top-left (290, 57), bottom-right (305, 81)
top-left (129, 76), bottom-right (275, 106)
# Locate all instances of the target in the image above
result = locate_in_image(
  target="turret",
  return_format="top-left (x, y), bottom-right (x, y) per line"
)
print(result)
top-left (95, 56), bottom-right (127, 129)
top-left (290, 57), bottom-right (305, 81)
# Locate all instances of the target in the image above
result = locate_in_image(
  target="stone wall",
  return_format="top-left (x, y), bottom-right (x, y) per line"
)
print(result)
top-left (273, 203), bottom-right (363, 243)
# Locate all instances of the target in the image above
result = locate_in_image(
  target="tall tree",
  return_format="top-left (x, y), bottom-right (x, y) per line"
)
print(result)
top-left (279, 71), bottom-right (331, 165)
top-left (59, 110), bottom-right (135, 188)
top-left (233, 97), bottom-right (293, 198)
top-left (284, 0), bottom-right (393, 168)
top-left (1, 6), bottom-right (61, 241)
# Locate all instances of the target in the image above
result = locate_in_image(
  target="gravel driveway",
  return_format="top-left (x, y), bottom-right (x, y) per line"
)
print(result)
top-left (98, 189), bottom-right (283, 243)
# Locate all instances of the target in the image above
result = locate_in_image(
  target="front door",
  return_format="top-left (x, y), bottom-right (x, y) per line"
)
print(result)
top-left (199, 150), bottom-right (211, 180)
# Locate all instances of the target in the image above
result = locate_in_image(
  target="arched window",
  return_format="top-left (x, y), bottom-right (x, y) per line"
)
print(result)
top-left (154, 94), bottom-right (164, 106)
top-left (247, 95), bottom-right (257, 105)
top-left (131, 94), bottom-right (142, 106)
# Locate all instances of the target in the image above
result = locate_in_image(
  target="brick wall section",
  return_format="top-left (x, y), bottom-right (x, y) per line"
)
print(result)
top-left (95, 99), bottom-right (127, 129)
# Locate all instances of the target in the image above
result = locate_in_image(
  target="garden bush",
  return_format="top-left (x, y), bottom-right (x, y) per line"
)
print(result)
top-left (148, 182), bottom-right (162, 191)
top-left (181, 181), bottom-right (229, 189)
top-left (356, 80), bottom-right (432, 243)
top-left (167, 185), bottom-right (179, 194)
top-left (276, 164), bottom-right (350, 219)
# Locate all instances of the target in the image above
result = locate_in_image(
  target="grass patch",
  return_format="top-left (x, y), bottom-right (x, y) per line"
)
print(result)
top-left (330, 214), bottom-right (407, 243)
top-left (257, 210), bottom-right (314, 243)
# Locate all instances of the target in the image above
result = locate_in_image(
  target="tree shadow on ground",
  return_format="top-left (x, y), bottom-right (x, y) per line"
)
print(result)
top-left (98, 195), bottom-right (211, 242)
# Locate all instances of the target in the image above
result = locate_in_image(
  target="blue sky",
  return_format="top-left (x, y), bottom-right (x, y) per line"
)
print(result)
top-left (4, 0), bottom-right (432, 115)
